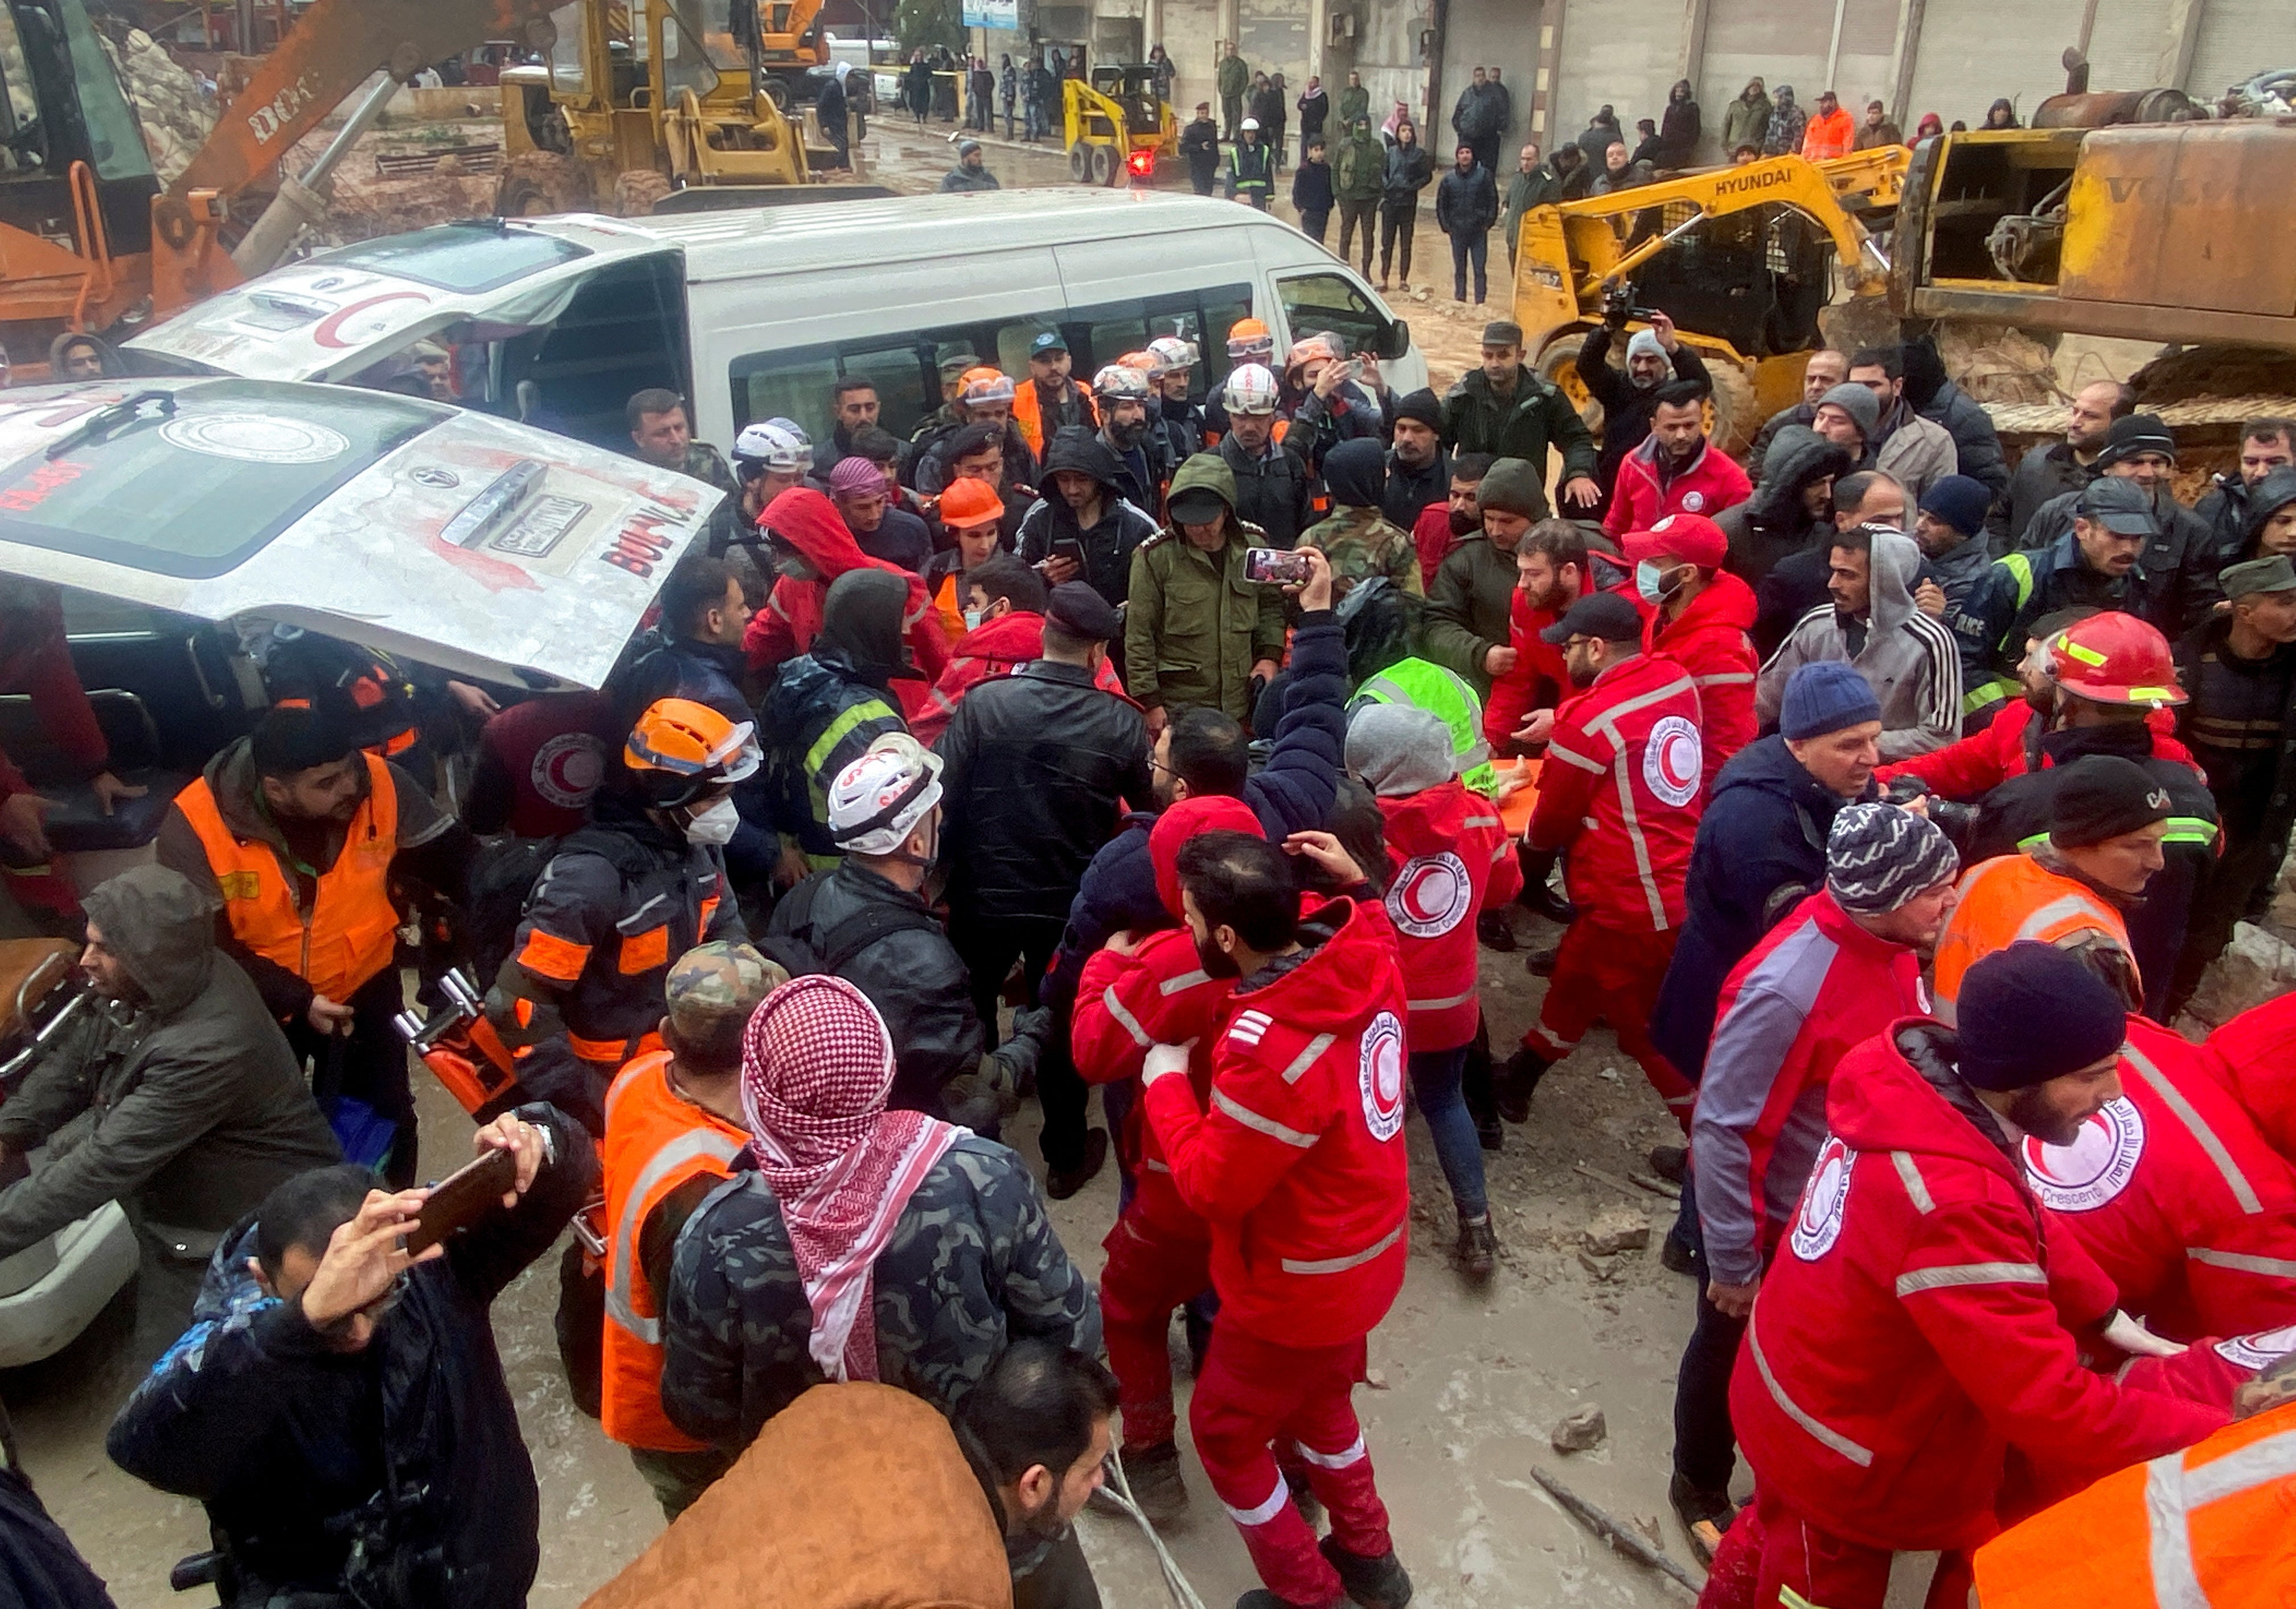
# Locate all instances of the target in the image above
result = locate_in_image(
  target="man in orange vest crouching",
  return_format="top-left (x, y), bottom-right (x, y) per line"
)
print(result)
top-left (602, 940), bottom-right (788, 1518)
top-left (1709, 944), bottom-right (2244, 1609)
top-left (160, 705), bottom-right (477, 1188)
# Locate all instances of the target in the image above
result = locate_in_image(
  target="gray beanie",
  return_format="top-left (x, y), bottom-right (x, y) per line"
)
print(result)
top-left (1818, 381), bottom-right (1880, 441)
top-left (1825, 802), bottom-right (1959, 914)
top-left (1475, 455), bottom-right (1547, 519)
top-left (1346, 703), bottom-right (1456, 797)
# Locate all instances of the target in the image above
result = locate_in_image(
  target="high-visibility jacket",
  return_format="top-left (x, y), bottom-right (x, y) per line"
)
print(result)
top-left (1012, 376), bottom-right (1097, 457)
top-left (1974, 1398), bottom-right (2296, 1609)
top-left (1930, 851), bottom-right (2131, 1023)
top-left (173, 750), bottom-right (400, 1004)
top-left (599, 1050), bottom-right (747, 1452)
top-left (1351, 657), bottom-right (1496, 794)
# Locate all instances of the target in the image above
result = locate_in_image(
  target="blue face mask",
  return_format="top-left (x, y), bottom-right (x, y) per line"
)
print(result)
top-left (1635, 560), bottom-right (1682, 605)
top-left (962, 608), bottom-right (984, 633)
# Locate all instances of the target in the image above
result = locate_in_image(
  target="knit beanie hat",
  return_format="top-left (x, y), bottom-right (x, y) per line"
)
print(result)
top-left (2094, 413), bottom-right (2176, 470)
top-left (1475, 455), bottom-right (1546, 518)
top-left (1392, 388), bottom-right (1442, 431)
top-left (2046, 754), bottom-right (2173, 849)
top-left (1918, 474), bottom-right (1991, 539)
top-left (1955, 941), bottom-right (2129, 1091)
top-left (1626, 328), bottom-right (1673, 375)
top-left (1778, 660), bottom-right (1882, 740)
top-left (1817, 381), bottom-right (1880, 440)
top-left (1825, 802), bottom-right (1959, 914)
top-left (1346, 702), bottom-right (1456, 798)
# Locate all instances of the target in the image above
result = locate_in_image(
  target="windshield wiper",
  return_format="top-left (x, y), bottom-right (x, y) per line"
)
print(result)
top-left (44, 389), bottom-right (178, 461)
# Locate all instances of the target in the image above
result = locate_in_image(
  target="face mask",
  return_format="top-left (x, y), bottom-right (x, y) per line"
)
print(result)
top-left (962, 608), bottom-right (985, 633)
top-left (683, 797), bottom-right (739, 845)
top-left (1635, 560), bottom-right (1683, 605)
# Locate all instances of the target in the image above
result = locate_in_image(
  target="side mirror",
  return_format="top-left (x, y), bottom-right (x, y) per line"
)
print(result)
top-left (1377, 318), bottom-right (1411, 361)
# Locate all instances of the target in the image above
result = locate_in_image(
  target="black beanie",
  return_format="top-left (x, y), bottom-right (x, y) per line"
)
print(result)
top-left (1955, 942), bottom-right (2127, 1091)
top-left (2046, 754), bottom-right (2172, 850)
top-left (1392, 389), bottom-right (1442, 431)
top-left (249, 707), bottom-right (356, 778)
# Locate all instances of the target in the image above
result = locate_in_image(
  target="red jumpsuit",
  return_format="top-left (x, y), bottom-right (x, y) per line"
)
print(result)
top-left (1722, 1022), bottom-right (2231, 1609)
top-left (1069, 795), bottom-right (1258, 1453)
top-left (1142, 894), bottom-right (1411, 1608)
top-left (1524, 649), bottom-right (1705, 1127)
top-left (1374, 779), bottom-right (1521, 1052)
top-left (2205, 990), bottom-right (2296, 1162)
top-left (2022, 1014), bottom-right (2296, 1339)
top-left (1646, 572), bottom-right (1759, 795)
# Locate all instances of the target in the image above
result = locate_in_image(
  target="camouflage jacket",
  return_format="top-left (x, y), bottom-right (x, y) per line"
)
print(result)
top-left (649, 440), bottom-right (740, 553)
top-left (1298, 505), bottom-right (1424, 601)
top-left (659, 1135), bottom-right (1100, 1452)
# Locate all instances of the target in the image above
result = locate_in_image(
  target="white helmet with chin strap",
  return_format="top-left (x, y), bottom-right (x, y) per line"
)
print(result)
top-left (1222, 362), bottom-right (1280, 416)
top-left (733, 420), bottom-right (812, 479)
top-left (827, 733), bottom-right (945, 855)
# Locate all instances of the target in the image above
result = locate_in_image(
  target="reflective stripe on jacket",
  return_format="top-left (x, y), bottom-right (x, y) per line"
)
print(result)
top-left (173, 750), bottom-right (400, 1002)
top-left (1930, 852), bottom-right (2131, 1023)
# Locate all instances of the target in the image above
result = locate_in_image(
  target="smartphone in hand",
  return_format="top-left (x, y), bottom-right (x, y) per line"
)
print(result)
top-left (402, 1147), bottom-right (518, 1255)
top-left (1244, 548), bottom-right (1313, 586)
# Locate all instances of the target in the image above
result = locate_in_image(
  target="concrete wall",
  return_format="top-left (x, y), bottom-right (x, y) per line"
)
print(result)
top-left (1343, 0), bottom-right (1430, 139)
top-left (1549, 0), bottom-right (1682, 159)
top-left (1433, 2), bottom-right (1540, 157)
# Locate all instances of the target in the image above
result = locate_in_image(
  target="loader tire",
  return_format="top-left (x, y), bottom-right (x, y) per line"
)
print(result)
top-left (612, 169), bottom-right (675, 217)
top-left (495, 151), bottom-right (595, 218)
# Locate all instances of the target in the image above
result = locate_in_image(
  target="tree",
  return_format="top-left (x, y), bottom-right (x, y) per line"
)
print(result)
top-left (893, 0), bottom-right (962, 53)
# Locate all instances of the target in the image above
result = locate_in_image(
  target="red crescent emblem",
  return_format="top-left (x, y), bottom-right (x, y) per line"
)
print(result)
top-left (314, 291), bottom-right (431, 350)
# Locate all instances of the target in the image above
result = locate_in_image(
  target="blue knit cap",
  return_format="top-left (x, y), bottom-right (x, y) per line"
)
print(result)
top-left (1918, 474), bottom-right (1991, 539)
top-left (1780, 660), bottom-right (1881, 740)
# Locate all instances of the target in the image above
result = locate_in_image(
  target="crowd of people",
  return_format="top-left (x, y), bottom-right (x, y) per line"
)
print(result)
top-left (0, 281), bottom-right (2289, 1609)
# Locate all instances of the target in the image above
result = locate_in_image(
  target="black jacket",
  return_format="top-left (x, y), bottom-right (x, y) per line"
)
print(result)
top-left (2176, 609), bottom-right (2296, 856)
top-left (1218, 434), bottom-right (1317, 551)
top-left (608, 633), bottom-right (776, 885)
top-left (1988, 440), bottom-right (2093, 553)
top-left (1650, 736), bottom-right (1874, 1078)
top-left (1435, 163), bottom-right (1498, 235)
top-left (1015, 432), bottom-right (1159, 604)
top-left (935, 660), bottom-right (1153, 925)
top-left (1291, 159), bottom-right (1334, 215)
top-left (1915, 379), bottom-right (2010, 498)
top-left (1718, 426), bottom-right (1854, 590)
top-left (1180, 117), bottom-right (1220, 182)
top-left (762, 862), bottom-right (985, 1118)
top-left (1380, 142), bottom-right (1434, 208)
top-left (106, 1103), bottom-right (596, 1609)
top-left (1380, 445), bottom-right (1453, 531)
top-left (1576, 323), bottom-right (1712, 499)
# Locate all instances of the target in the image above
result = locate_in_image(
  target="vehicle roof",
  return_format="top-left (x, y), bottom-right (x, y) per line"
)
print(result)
top-left (523, 188), bottom-right (1290, 283)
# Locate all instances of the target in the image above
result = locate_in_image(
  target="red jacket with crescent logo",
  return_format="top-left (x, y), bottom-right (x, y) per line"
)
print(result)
top-left (2022, 1014), bottom-right (2296, 1341)
top-left (1646, 572), bottom-right (1759, 794)
top-left (1141, 893), bottom-right (1411, 1349)
top-left (1732, 1021), bottom-right (2230, 1554)
top-left (1375, 779), bottom-right (1521, 1051)
top-left (1526, 649), bottom-right (1705, 932)
top-left (2204, 990), bottom-right (2296, 1163)
top-left (1604, 436), bottom-right (1753, 540)
top-left (1073, 927), bottom-right (1226, 1238)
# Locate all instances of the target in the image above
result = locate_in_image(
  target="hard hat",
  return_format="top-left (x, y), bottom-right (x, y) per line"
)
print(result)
top-left (938, 475), bottom-right (1004, 528)
top-left (1117, 349), bottom-right (1159, 376)
top-left (624, 697), bottom-right (761, 808)
top-left (1222, 362), bottom-right (1280, 416)
top-left (1226, 317), bottom-right (1274, 360)
top-left (1147, 335), bottom-right (1199, 373)
top-left (828, 733), bottom-right (945, 855)
top-left (2046, 612), bottom-right (2188, 707)
top-left (1092, 363), bottom-right (1151, 399)
top-left (958, 366), bottom-right (1016, 405)
top-left (733, 421), bottom-right (811, 478)
top-left (1285, 332), bottom-right (1342, 373)
top-left (1240, 117), bottom-right (1260, 131)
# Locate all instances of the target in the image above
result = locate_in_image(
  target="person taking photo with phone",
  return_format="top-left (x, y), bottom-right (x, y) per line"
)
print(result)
top-left (107, 1105), bottom-right (597, 1609)
top-left (1125, 453), bottom-right (1295, 730)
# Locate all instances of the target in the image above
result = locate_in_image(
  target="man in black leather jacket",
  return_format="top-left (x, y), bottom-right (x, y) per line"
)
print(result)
top-left (934, 582), bottom-right (1151, 1193)
top-left (108, 1107), bottom-right (594, 1609)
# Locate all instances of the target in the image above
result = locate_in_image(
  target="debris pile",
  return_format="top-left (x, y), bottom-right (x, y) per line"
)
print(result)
top-left (100, 28), bottom-right (217, 186)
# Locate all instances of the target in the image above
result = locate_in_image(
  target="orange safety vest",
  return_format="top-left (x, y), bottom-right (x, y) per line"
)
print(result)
top-left (1930, 851), bottom-right (2131, 1023)
top-left (1974, 1398), bottom-right (2296, 1609)
top-left (599, 1050), bottom-right (747, 1452)
top-left (1012, 377), bottom-right (1098, 457)
top-left (174, 751), bottom-right (401, 1004)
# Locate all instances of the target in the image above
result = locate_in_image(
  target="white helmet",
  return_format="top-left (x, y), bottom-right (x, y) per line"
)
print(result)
top-left (1240, 117), bottom-right (1260, 132)
top-left (1147, 335), bottom-right (1199, 375)
top-left (827, 733), bottom-right (945, 855)
top-left (1222, 362), bottom-right (1280, 416)
top-left (733, 420), bottom-right (811, 478)
top-left (1092, 363), bottom-right (1151, 400)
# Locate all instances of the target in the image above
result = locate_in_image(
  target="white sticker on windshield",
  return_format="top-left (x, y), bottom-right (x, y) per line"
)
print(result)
top-left (160, 414), bottom-right (351, 465)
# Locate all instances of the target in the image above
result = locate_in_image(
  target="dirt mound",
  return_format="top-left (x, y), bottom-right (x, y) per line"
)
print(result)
top-left (2133, 344), bottom-right (2296, 407)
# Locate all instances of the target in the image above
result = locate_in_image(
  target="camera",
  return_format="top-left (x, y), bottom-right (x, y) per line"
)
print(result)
top-left (1601, 279), bottom-right (1659, 327)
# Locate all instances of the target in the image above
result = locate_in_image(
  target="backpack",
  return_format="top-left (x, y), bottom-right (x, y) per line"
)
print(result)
top-left (460, 825), bottom-right (677, 991)
top-left (758, 871), bottom-right (945, 979)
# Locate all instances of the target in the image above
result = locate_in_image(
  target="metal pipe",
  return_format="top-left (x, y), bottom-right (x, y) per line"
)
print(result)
top-left (229, 71), bottom-right (401, 276)
top-left (1824, 0), bottom-right (1848, 95)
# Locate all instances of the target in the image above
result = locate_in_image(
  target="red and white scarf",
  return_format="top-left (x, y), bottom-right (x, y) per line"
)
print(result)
top-left (738, 974), bottom-right (963, 1382)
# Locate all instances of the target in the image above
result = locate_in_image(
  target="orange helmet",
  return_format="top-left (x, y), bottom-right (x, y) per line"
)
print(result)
top-left (938, 476), bottom-right (1004, 529)
top-left (2046, 613), bottom-right (2187, 707)
top-left (1226, 317), bottom-right (1274, 361)
top-left (625, 697), bottom-right (760, 807)
top-left (957, 367), bottom-right (1015, 405)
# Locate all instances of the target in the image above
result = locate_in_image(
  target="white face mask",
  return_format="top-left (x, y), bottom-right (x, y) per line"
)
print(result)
top-left (684, 797), bottom-right (740, 845)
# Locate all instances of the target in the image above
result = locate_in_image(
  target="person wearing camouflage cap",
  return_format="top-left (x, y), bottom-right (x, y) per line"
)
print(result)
top-left (599, 939), bottom-right (788, 1518)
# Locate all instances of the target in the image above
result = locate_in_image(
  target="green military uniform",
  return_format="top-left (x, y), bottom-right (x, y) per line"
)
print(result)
top-left (646, 439), bottom-right (741, 553)
top-left (1334, 127), bottom-right (1384, 201)
top-left (1338, 83), bottom-right (1371, 126)
top-left (1216, 52), bottom-right (1249, 139)
top-left (1436, 370), bottom-right (1596, 507)
top-left (1297, 506), bottom-right (1422, 601)
top-left (1351, 657), bottom-right (1497, 794)
top-left (1125, 455), bottom-right (1289, 723)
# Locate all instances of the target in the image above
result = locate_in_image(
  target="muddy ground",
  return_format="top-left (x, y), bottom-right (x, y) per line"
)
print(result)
top-left (6, 912), bottom-right (1700, 1609)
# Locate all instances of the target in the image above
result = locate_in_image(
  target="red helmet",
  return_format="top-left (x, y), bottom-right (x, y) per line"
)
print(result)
top-left (2046, 611), bottom-right (2187, 707)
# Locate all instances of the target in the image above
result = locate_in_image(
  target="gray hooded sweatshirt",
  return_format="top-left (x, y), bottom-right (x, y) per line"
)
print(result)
top-left (1753, 528), bottom-right (1963, 760)
top-left (0, 865), bottom-right (339, 1260)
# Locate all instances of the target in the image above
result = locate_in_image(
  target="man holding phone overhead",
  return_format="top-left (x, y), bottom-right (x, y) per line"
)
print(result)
top-left (1125, 454), bottom-right (1297, 730)
top-left (108, 1103), bottom-right (597, 1609)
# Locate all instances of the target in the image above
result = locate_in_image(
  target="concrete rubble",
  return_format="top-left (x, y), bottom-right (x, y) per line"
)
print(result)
top-left (101, 27), bottom-right (216, 187)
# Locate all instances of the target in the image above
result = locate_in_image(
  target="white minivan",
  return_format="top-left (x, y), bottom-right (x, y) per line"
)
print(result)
top-left (124, 190), bottom-right (1429, 455)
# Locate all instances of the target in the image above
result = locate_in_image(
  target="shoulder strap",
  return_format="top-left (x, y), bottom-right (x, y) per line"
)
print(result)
top-left (816, 900), bottom-right (945, 975)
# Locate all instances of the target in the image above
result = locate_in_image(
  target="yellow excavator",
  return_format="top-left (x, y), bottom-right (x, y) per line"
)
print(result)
top-left (495, 0), bottom-right (883, 216)
top-left (1511, 146), bottom-right (1908, 455)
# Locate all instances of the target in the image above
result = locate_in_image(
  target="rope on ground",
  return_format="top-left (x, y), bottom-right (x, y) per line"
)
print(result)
top-left (1098, 1447), bottom-right (1212, 1609)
